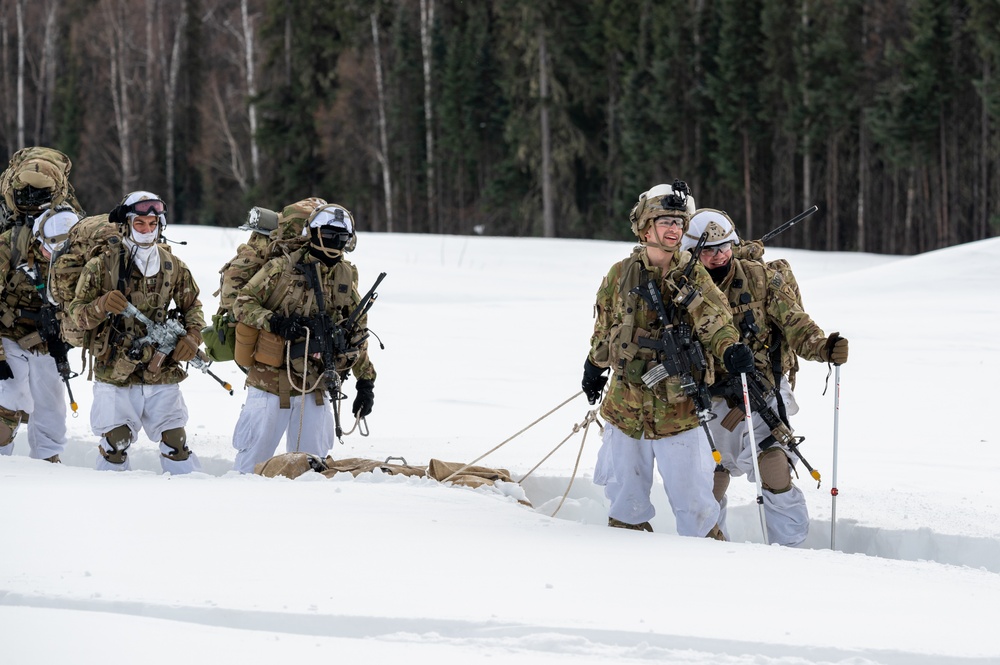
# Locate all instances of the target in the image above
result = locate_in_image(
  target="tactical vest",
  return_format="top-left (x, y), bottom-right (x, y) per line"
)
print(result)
top-left (608, 248), bottom-right (712, 405)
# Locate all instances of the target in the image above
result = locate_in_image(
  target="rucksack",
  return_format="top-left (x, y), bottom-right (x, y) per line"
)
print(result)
top-left (0, 147), bottom-right (83, 231)
top-left (48, 214), bottom-right (127, 348)
top-left (202, 198), bottom-right (322, 362)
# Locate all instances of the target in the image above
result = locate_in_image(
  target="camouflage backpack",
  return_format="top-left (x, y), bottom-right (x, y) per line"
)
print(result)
top-left (0, 147), bottom-right (83, 231)
top-left (48, 214), bottom-right (126, 347)
top-left (202, 198), bottom-right (324, 362)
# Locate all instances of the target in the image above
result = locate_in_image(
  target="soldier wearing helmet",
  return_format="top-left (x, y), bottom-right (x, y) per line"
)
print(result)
top-left (66, 191), bottom-right (206, 474)
top-left (230, 202), bottom-right (377, 473)
top-left (681, 208), bottom-right (848, 546)
top-left (582, 181), bottom-right (755, 538)
top-left (0, 206), bottom-right (81, 462)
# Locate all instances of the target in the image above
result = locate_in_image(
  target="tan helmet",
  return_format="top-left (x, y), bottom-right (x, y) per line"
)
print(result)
top-left (680, 208), bottom-right (739, 253)
top-left (629, 180), bottom-right (697, 240)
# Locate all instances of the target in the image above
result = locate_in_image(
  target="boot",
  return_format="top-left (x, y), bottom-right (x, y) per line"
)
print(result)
top-left (608, 517), bottom-right (653, 532)
top-left (43, 454), bottom-right (61, 464)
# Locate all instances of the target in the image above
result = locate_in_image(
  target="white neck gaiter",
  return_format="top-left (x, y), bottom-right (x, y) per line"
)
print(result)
top-left (125, 231), bottom-right (161, 276)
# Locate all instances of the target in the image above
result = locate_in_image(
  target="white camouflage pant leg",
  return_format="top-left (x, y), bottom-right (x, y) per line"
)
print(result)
top-left (0, 337), bottom-right (67, 459)
top-left (601, 423), bottom-right (720, 537)
top-left (231, 387), bottom-right (334, 474)
top-left (708, 377), bottom-right (809, 546)
top-left (90, 382), bottom-right (195, 474)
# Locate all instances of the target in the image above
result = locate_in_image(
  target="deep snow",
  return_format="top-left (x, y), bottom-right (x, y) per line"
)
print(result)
top-left (2, 227), bottom-right (998, 664)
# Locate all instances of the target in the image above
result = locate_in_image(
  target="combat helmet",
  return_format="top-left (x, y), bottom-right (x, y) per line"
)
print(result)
top-left (680, 208), bottom-right (739, 253)
top-left (629, 179), bottom-right (697, 241)
top-left (303, 203), bottom-right (357, 258)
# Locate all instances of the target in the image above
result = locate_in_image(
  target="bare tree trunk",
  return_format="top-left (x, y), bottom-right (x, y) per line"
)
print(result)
top-left (904, 166), bottom-right (915, 255)
top-left (539, 26), bottom-right (554, 238)
top-left (108, 1), bottom-right (133, 194)
top-left (856, 112), bottom-right (867, 253)
top-left (36, 0), bottom-right (59, 145)
top-left (981, 60), bottom-right (990, 242)
top-left (742, 128), bottom-right (752, 240)
top-left (800, 0), bottom-right (809, 247)
top-left (164, 2), bottom-right (188, 213)
top-left (240, 0), bottom-right (260, 185)
top-left (16, 0), bottom-right (25, 148)
top-left (145, 0), bottom-right (156, 173)
top-left (420, 0), bottom-right (436, 233)
top-left (938, 111), bottom-right (950, 248)
top-left (210, 78), bottom-right (248, 193)
top-left (371, 11), bottom-right (394, 233)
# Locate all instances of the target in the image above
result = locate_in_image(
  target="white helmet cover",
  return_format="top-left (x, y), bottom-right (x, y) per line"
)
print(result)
top-left (681, 208), bottom-right (739, 253)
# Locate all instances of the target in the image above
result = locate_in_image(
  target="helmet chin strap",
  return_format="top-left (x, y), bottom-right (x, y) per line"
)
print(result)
top-left (309, 230), bottom-right (344, 262)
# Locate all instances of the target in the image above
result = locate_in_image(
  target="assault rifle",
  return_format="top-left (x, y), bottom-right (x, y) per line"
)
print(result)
top-left (299, 264), bottom-right (386, 441)
top-left (16, 263), bottom-right (79, 415)
top-left (122, 303), bottom-right (233, 394)
top-left (631, 232), bottom-right (723, 464)
top-left (710, 368), bottom-right (821, 486)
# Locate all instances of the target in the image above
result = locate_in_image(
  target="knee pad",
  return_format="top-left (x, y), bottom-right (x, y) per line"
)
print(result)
top-left (712, 467), bottom-right (731, 504)
top-left (101, 425), bottom-right (133, 465)
top-left (0, 421), bottom-right (14, 448)
top-left (758, 447), bottom-right (792, 493)
top-left (161, 427), bottom-right (191, 462)
top-left (0, 407), bottom-right (27, 447)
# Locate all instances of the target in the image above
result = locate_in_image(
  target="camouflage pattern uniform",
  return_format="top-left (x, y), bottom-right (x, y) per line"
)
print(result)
top-left (67, 240), bottom-right (205, 474)
top-left (0, 227), bottom-right (68, 460)
top-left (588, 245), bottom-right (742, 537)
top-left (705, 255), bottom-right (833, 546)
top-left (230, 245), bottom-right (375, 472)
top-left (0, 146), bottom-right (83, 232)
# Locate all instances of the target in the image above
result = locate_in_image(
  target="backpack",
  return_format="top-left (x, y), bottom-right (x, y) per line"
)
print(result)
top-left (48, 214), bottom-right (127, 348)
top-left (0, 147), bottom-right (83, 231)
top-left (763, 257), bottom-right (805, 388)
top-left (202, 198), bottom-right (323, 362)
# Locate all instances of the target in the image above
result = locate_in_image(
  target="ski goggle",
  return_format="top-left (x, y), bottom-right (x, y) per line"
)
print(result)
top-left (699, 242), bottom-right (733, 257)
top-left (127, 199), bottom-right (166, 216)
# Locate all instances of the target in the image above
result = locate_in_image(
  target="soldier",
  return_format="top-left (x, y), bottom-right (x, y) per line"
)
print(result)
top-left (583, 182), bottom-right (755, 538)
top-left (206, 198), bottom-right (325, 362)
top-left (0, 207), bottom-right (81, 462)
top-left (680, 208), bottom-right (848, 546)
top-left (230, 203), bottom-right (376, 473)
top-left (66, 191), bottom-right (205, 473)
top-left (0, 146), bottom-right (83, 233)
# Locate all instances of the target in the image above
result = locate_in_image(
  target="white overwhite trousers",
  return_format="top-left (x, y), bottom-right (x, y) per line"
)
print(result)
top-left (90, 381), bottom-right (198, 474)
top-left (708, 376), bottom-right (810, 546)
top-left (231, 387), bottom-right (335, 474)
top-left (594, 422), bottom-right (720, 537)
top-left (0, 337), bottom-right (67, 460)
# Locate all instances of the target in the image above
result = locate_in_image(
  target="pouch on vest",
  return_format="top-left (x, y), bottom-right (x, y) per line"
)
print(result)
top-left (108, 353), bottom-right (141, 383)
top-left (202, 313), bottom-right (236, 363)
top-left (234, 322), bottom-right (259, 367)
top-left (254, 329), bottom-right (285, 367)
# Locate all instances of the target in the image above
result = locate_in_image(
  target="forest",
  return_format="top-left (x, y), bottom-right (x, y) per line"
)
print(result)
top-left (1, 0), bottom-right (998, 254)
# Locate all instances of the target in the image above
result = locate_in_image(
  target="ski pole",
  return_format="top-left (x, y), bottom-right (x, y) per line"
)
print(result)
top-left (740, 372), bottom-right (769, 544)
top-left (830, 364), bottom-right (841, 550)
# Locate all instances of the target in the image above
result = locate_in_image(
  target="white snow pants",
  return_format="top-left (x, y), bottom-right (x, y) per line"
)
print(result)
top-left (709, 376), bottom-right (809, 546)
top-left (90, 381), bottom-right (198, 474)
top-left (594, 422), bottom-right (720, 537)
top-left (0, 337), bottom-right (67, 460)
top-left (231, 386), bottom-right (335, 474)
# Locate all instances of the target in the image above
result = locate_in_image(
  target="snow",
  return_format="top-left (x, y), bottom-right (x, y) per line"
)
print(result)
top-left (2, 228), bottom-right (999, 664)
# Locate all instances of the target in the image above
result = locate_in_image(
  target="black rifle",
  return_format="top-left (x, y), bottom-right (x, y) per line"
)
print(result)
top-left (16, 264), bottom-right (79, 414)
top-left (630, 232), bottom-right (724, 464)
top-left (759, 205), bottom-right (819, 243)
top-left (299, 264), bottom-right (386, 441)
top-left (710, 369), bottom-right (821, 486)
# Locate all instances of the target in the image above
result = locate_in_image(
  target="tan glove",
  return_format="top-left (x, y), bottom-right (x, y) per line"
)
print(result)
top-left (824, 332), bottom-right (849, 365)
top-left (95, 290), bottom-right (129, 316)
top-left (172, 335), bottom-right (199, 363)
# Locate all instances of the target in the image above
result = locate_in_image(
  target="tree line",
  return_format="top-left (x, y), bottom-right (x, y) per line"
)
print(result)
top-left (2, 0), bottom-right (998, 254)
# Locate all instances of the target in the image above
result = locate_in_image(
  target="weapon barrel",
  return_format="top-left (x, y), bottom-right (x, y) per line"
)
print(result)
top-left (759, 205), bottom-right (819, 243)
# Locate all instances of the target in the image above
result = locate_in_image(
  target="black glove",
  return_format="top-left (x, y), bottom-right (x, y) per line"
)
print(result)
top-left (0, 360), bottom-right (13, 381)
top-left (269, 313), bottom-right (306, 340)
top-left (723, 343), bottom-right (755, 375)
top-left (582, 359), bottom-right (609, 405)
top-left (353, 379), bottom-right (375, 418)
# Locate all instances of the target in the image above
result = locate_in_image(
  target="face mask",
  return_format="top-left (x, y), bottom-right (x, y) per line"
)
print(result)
top-left (131, 226), bottom-right (158, 247)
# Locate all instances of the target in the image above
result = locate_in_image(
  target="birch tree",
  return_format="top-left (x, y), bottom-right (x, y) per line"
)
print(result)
top-left (371, 10), bottom-right (393, 232)
top-left (420, 0), bottom-right (436, 232)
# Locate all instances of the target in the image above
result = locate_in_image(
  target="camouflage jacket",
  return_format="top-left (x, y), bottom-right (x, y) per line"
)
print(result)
top-left (233, 248), bottom-right (376, 399)
top-left (66, 245), bottom-right (205, 386)
top-left (0, 227), bottom-right (58, 356)
top-left (588, 247), bottom-right (740, 439)
top-left (713, 257), bottom-right (830, 390)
